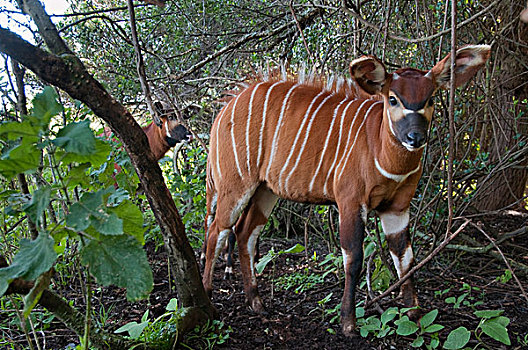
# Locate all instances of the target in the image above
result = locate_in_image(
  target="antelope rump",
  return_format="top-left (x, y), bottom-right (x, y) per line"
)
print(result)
top-left (202, 45), bottom-right (491, 336)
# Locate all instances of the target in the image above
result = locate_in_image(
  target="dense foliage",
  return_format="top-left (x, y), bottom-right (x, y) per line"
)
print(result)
top-left (0, 0), bottom-right (526, 349)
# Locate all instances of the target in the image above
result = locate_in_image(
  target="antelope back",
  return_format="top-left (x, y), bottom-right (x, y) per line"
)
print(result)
top-left (209, 76), bottom-right (382, 203)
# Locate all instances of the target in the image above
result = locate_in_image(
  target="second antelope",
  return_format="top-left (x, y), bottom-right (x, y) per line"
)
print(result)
top-left (202, 45), bottom-right (490, 336)
top-left (101, 101), bottom-right (192, 168)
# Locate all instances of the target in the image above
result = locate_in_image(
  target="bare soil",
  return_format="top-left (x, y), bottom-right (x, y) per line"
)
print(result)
top-left (14, 212), bottom-right (528, 349)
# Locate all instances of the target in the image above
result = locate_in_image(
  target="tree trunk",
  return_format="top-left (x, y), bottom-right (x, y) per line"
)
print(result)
top-left (0, 0), bottom-right (215, 339)
top-left (474, 3), bottom-right (528, 211)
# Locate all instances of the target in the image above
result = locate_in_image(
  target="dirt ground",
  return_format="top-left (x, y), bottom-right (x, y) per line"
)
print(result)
top-left (12, 211), bottom-right (528, 349)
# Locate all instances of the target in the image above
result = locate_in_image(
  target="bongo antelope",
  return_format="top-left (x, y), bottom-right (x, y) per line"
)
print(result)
top-left (202, 45), bottom-right (490, 336)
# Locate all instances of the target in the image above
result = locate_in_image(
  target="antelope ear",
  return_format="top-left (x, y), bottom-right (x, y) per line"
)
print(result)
top-left (428, 44), bottom-right (491, 89)
top-left (349, 56), bottom-right (387, 95)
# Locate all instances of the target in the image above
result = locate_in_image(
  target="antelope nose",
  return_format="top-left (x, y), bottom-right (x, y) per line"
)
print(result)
top-left (406, 132), bottom-right (425, 148)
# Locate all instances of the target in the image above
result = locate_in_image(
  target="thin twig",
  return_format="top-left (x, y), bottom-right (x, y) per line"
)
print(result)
top-left (366, 219), bottom-right (470, 307)
top-left (341, 0), bottom-right (499, 43)
top-left (289, 1), bottom-right (313, 62)
top-left (470, 222), bottom-right (528, 303)
top-left (127, 0), bottom-right (159, 126)
top-left (446, 0), bottom-right (457, 236)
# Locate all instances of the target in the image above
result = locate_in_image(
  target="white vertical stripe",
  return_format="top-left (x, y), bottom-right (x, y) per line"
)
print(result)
top-left (258, 81), bottom-right (283, 168)
top-left (265, 84), bottom-right (300, 179)
top-left (246, 83), bottom-right (264, 175)
top-left (230, 93), bottom-right (244, 179)
top-left (214, 105), bottom-right (229, 180)
top-left (323, 99), bottom-right (367, 195)
top-left (277, 90), bottom-right (327, 189)
top-left (309, 98), bottom-right (348, 193)
top-left (336, 101), bottom-right (381, 179)
top-left (284, 93), bottom-right (335, 192)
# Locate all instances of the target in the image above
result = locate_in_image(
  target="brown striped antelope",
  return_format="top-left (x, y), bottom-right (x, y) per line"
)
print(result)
top-left (202, 45), bottom-right (490, 336)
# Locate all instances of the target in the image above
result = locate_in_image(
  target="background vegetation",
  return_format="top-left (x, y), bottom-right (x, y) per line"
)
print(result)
top-left (0, 0), bottom-right (526, 349)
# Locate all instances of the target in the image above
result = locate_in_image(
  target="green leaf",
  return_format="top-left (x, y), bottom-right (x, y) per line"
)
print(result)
top-left (480, 318), bottom-right (511, 345)
top-left (443, 326), bottom-right (470, 349)
top-left (114, 321), bottom-right (149, 339)
top-left (31, 86), bottom-right (62, 126)
top-left (255, 250), bottom-right (275, 274)
top-left (355, 307), bottom-right (365, 318)
top-left (0, 234), bottom-right (57, 296)
top-left (420, 309), bottom-right (438, 328)
top-left (52, 120), bottom-right (96, 155)
top-left (0, 139), bottom-right (41, 179)
top-left (23, 187), bottom-right (51, 225)
top-left (62, 139), bottom-right (112, 168)
top-left (66, 202), bottom-right (91, 231)
top-left (395, 320), bottom-right (419, 336)
top-left (411, 335), bottom-right (424, 347)
top-left (108, 200), bottom-right (144, 243)
top-left (91, 212), bottom-right (123, 236)
top-left (0, 120), bottom-right (40, 140)
top-left (473, 309), bottom-right (504, 319)
top-left (64, 163), bottom-right (92, 188)
top-left (81, 235), bottom-right (153, 301)
top-left (283, 243), bottom-right (305, 254)
top-left (166, 298), bottom-right (178, 312)
top-left (380, 307), bottom-right (398, 325)
top-left (424, 324), bottom-right (444, 333)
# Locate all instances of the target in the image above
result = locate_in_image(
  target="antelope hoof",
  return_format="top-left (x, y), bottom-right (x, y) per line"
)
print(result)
top-left (249, 296), bottom-right (267, 315)
top-left (341, 316), bottom-right (357, 338)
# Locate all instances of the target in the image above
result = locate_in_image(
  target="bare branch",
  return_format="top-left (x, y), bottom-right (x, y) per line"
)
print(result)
top-left (341, 0), bottom-right (500, 43)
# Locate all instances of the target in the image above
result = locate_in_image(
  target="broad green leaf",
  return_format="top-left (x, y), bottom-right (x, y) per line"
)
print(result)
top-left (62, 139), bottom-right (112, 168)
top-left (424, 324), bottom-right (444, 333)
top-left (114, 321), bottom-right (149, 339)
top-left (31, 86), bottom-right (62, 126)
top-left (66, 202), bottom-right (91, 231)
top-left (480, 318), bottom-right (511, 345)
top-left (444, 326), bottom-right (470, 349)
top-left (0, 234), bottom-right (57, 296)
top-left (283, 243), bottom-right (305, 254)
top-left (23, 187), bottom-right (51, 225)
top-left (52, 120), bottom-right (96, 155)
top-left (355, 307), bottom-right (365, 318)
top-left (90, 212), bottom-right (123, 236)
top-left (395, 320), bottom-right (419, 336)
top-left (494, 316), bottom-right (510, 327)
top-left (381, 307), bottom-right (398, 325)
top-left (473, 309), bottom-right (504, 319)
top-left (81, 235), bottom-right (153, 301)
top-left (411, 335), bottom-right (424, 348)
top-left (166, 298), bottom-right (178, 312)
top-left (0, 120), bottom-right (40, 140)
top-left (0, 139), bottom-right (41, 179)
top-left (108, 200), bottom-right (144, 243)
top-left (63, 163), bottom-right (92, 188)
top-left (255, 250), bottom-right (275, 274)
top-left (420, 309), bottom-right (438, 328)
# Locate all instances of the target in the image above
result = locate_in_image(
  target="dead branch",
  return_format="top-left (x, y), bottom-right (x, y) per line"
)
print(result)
top-left (366, 219), bottom-right (471, 307)
top-left (341, 0), bottom-right (500, 43)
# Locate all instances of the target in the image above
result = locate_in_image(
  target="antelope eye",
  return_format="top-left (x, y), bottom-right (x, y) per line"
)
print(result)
top-left (388, 96), bottom-right (398, 107)
top-left (427, 98), bottom-right (434, 107)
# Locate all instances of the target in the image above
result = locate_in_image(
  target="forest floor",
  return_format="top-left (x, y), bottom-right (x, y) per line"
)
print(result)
top-left (17, 211), bottom-right (528, 349)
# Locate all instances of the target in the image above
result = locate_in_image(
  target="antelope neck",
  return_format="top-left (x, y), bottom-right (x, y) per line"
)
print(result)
top-left (374, 109), bottom-right (423, 182)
